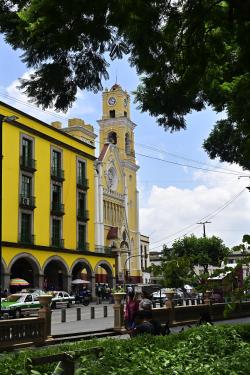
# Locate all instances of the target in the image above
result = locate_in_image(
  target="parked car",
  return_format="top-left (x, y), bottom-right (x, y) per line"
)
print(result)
top-left (152, 289), bottom-right (167, 304)
top-left (49, 291), bottom-right (75, 309)
top-left (1, 293), bottom-right (41, 318)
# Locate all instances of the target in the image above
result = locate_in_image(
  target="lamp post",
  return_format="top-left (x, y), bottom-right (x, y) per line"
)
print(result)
top-left (0, 114), bottom-right (18, 313)
top-left (123, 254), bottom-right (141, 289)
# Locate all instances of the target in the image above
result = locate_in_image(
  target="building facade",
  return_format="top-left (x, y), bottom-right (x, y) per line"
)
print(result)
top-left (95, 84), bottom-right (142, 283)
top-left (1, 102), bottom-right (116, 297)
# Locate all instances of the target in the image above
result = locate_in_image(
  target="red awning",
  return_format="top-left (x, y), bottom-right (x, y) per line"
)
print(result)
top-left (107, 227), bottom-right (118, 240)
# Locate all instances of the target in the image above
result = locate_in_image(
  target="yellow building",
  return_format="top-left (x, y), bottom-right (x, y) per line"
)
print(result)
top-left (1, 102), bottom-right (115, 296)
top-left (95, 84), bottom-right (142, 283)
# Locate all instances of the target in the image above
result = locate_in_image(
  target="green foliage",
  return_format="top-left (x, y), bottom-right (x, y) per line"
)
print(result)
top-left (152, 235), bottom-right (230, 289)
top-left (1, 325), bottom-right (250, 374)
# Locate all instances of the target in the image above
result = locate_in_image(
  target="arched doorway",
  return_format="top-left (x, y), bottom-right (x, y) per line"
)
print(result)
top-left (9, 254), bottom-right (40, 292)
top-left (71, 259), bottom-right (93, 294)
top-left (43, 257), bottom-right (68, 291)
top-left (94, 261), bottom-right (114, 287)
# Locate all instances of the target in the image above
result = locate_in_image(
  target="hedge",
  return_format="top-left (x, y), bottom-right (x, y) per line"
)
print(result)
top-left (0, 324), bottom-right (250, 375)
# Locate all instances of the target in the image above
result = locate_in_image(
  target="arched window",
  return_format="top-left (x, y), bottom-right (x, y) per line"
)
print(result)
top-left (125, 133), bottom-right (130, 154)
top-left (107, 132), bottom-right (117, 144)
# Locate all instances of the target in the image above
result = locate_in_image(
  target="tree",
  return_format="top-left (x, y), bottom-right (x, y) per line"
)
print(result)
top-left (1, 1), bottom-right (250, 168)
top-left (151, 235), bottom-right (230, 289)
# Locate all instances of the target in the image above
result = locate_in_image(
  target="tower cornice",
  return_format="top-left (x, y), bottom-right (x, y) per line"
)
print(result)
top-left (97, 117), bottom-right (137, 130)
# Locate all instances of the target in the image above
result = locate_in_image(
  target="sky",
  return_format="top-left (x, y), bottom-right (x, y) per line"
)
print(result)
top-left (1, 35), bottom-right (250, 251)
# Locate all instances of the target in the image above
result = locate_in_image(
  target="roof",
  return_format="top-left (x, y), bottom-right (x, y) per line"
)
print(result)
top-left (99, 143), bottom-right (109, 161)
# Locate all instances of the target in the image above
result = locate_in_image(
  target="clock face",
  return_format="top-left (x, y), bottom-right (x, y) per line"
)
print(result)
top-left (124, 98), bottom-right (128, 107)
top-left (108, 96), bottom-right (116, 106)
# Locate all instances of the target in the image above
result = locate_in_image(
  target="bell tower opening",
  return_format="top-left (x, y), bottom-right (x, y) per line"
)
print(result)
top-left (107, 131), bottom-right (117, 145)
top-left (109, 110), bottom-right (116, 118)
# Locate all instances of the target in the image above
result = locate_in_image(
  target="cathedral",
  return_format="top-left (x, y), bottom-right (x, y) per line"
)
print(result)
top-left (95, 84), bottom-right (143, 284)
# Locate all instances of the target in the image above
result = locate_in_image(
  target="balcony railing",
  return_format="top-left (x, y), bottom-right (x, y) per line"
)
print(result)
top-left (51, 202), bottom-right (65, 216)
top-left (51, 167), bottom-right (65, 182)
top-left (95, 246), bottom-right (114, 255)
top-left (19, 233), bottom-right (35, 245)
top-left (20, 156), bottom-right (37, 172)
top-left (51, 237), bottom-right (64, 248)
top-left (19, 195), bottom-right (36, 210)
top-left (77, 177), bottom-right (89, 190)
top-left (77, 209), bottom-right (89, 222)
top-left (77, 241), bottom-right (90, 251)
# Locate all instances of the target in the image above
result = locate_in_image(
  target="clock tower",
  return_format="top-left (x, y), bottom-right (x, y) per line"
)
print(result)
top-left (95, 84), bottom-right (142, 284)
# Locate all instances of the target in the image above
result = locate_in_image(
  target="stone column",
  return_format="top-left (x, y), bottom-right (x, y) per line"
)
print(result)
top-left (38, 295), bottom-right (53, 338)
top-left (165, 290), bottom-right (175, 325)
top-left (204, 290), bottom-right (212, 305)
top-left (38, 273), bottom-right (44, 290)
top-left (66, 275), bottom-right (72, 293)
top-left (113, 292), bottom-right (126, 332)
top-left (3, 272), bottom-right (10, 291)
top-left (91, 274), bottom-right (96, 300)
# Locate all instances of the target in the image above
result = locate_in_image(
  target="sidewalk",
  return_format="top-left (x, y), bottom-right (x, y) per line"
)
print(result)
top-left (51, 316), bottom-right (114, 335)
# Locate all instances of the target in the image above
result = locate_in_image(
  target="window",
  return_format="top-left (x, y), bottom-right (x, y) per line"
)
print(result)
top-left (78, 160), bottom-right (86, 180)
top-left (107, 131), bottom-right (117, 144)
top-left (78, 224), bottom-right (86, 248)
top-left (124, 111), bottom-right (127, 117)
top-left (20, 213), bottom-right (32, 242)
top-left (78, 192), bottom-right (86, 211)
top-left (52, 150), bottom-right (61, 172)
top-left (21, 175), bottom-right (31, 198)
top-left (109, 110), bottom-right (115, 118)
top-left (52, 184), bottom-right (61, 206)
top-left (125, 133), bottom-right (130, 154)
top-left (52, 219), bottom-right (61, 240)
top-left (22, 137), bottom-right (32, 161)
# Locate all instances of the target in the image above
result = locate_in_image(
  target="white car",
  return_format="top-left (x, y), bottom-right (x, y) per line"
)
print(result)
top-left (152, 289), bottom-right (167, 304)
top-left (49, 291), bottom-right (75, 309)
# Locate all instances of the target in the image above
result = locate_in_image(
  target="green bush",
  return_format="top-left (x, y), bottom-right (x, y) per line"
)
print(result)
top-left (0, 325), bottom-right (250, 375)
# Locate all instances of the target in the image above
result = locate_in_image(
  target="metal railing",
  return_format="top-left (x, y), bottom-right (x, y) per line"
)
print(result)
top-left (77, 241), bottom-right (90, 251)
top-left (77, 209), bottom-right (89, 221)
top-left (51, 237), bottom-right (64, 248)
top-left (19, 195), bottom-right (36, 209)
top-left (19, 233), bottom-right (35, 245)
top-left (20, 156), bottom-right (37, 172)
top-left (77, 177), bottom-right (89, 190)
top-left (51, 202), bottom-right (65, 216)
top-left (51, 167), bottom-right (65, 181)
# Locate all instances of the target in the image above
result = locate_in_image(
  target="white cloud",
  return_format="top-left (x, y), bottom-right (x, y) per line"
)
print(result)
top-left (140, 163), bottom-right (250, 250)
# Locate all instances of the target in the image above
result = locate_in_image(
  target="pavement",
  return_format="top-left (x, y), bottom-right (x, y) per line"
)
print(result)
top-left (51, 303), bottom-right (250, 336)
top-left (51, 303), bottom-right (114, 335)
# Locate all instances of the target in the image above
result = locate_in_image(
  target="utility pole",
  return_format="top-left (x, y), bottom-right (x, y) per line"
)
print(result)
top-left (197, 221), bottom-right (211, 238)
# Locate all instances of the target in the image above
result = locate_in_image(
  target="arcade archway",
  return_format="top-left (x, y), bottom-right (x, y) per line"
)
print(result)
top-left (43, 257), bottom-right (68, 291)
top-left (9, 254), bottom-right (40, 291)
top-left (94, 261), bottom-right (114, 287)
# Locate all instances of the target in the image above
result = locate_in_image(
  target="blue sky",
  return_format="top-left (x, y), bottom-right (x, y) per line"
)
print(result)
top-left (1, 35), bottom-right (250, 250)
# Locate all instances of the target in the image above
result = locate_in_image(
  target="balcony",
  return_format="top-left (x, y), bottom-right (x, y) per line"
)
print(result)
top-left (51, 202), bottom-right (65, 216)
top-left (77, 177), bottom-right (89, 190)
top-left (19, 233), bottom-right (35, 245)
top-left (51, 237), bottom-right (64, 248)
top-left (51, 167), bottom-right (65, 182)
top-left (19, 195), bottom-right (36, 210)
top-left (77, 209), bottom-right (89, 222)
top-left (95, 246), bottom-right (114, 255)
top-left (77, 241), bottom-right (90, 251)
top-left (20, 156), bottom-right (37, 172)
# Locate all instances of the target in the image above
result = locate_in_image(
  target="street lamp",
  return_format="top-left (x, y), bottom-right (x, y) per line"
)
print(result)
top-left (0, 114), bottom-right (18, 313)
top-left (123, 254), bottom-right (141, 288)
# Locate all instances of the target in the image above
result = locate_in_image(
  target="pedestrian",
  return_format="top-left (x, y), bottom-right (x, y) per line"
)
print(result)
top-left (96, 283), bottom-right (102, 304)
top-left (124, 291), bottom-right (139, 329)
top-left (139, 292), bottom-right (153, 311)
top-left (143, 310), bottom-right (162, 335)
top-left (130, 310), bottom-right (156, 337)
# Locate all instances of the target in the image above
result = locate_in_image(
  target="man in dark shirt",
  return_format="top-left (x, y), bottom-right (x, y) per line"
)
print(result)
top-left (130, 310), bottom-right (156, 336)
